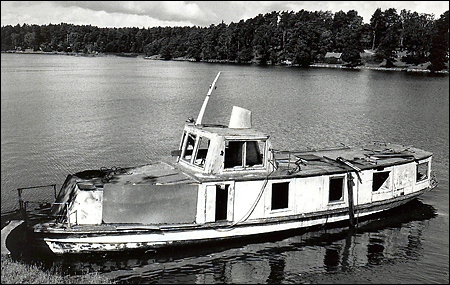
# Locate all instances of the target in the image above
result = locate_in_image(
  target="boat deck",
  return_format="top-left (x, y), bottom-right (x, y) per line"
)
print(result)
top-left (69, 142), bottom-right (432, 190)
top-left (191, 142), bottom-right (432, 182)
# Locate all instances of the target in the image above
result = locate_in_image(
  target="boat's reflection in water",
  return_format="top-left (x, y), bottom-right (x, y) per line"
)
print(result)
top-left (26, 199), bottom-right (436, 283)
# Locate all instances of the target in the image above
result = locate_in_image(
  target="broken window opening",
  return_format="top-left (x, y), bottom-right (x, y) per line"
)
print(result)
top-left (193, 137), bottom-right (210, 167)
top-left (416, 162), bottom-right (429, 182)
top-left (224, 140), bottom-right (265, 169)
top-left (224, 141), bottom-right (243, 168)
top-left (181, 133), bottom-right (197, 162)
top-left (372, 171), bottom-right (391, 192)
top-left (245, 141), bottom-right (264, 167)
top-left (329, 177), bottom-right (344, 202)
top-left (271, 182), bottom-right (289, 210)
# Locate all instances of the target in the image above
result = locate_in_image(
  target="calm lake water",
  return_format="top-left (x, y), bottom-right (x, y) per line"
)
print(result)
top-left (1, 53), bottom-right (449, 283)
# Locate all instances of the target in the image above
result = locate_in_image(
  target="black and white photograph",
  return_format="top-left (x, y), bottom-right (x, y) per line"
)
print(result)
top-left (1, 1), bottom-right (448, 284)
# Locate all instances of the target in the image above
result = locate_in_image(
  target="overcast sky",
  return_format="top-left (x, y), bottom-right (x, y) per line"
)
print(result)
top-left (1, 1), bottom-right (448, 28)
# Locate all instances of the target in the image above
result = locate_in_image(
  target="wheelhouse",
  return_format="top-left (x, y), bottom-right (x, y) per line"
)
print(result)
top-left (176, 123), bottom-right (274, 175)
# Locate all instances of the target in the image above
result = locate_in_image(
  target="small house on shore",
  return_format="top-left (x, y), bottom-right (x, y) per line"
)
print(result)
top-left (324, 52), bottom-right (342, 64)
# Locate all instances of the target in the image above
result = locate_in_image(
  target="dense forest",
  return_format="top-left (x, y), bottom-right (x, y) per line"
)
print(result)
top-left (1, 8), bottom-right (449, 71)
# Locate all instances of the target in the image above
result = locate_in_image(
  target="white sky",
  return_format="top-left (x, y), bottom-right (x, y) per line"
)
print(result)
top-left (1, 1), bottom-right (448, 28)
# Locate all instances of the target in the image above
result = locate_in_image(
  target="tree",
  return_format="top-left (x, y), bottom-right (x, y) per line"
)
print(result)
top-left (291, 23), bottom-right (314, 66)
top-left (341, 48), bottom-right (362, 66)
top-left (332, 10), bottom-right (365, 54)
top-left (24, 31), bottom-right (37, 50)
top-left (373, 8), bottom-right (402, 67)
top-left (233, 19), bottom-right (254, 63)
top-left (1, 7), bottom-right (446, 68)
top-left (370, 8), bottom-right (385, 50)
top-left (215, 22), bottom-right (229, 60)
top-left (401, 9), bottom-right (434, 64)
top-left (280, 10), bottom-right (326, 66)
top-left (160, 38), bottom-right (172, 60)
top-left (202, 24), bottom-right (218, 60)
top-left (253, 16), bottom-right (273, 65)
top-left (186, 27), bottom-right (203, 61)
top-left (428, 10), bottom-right (449, 72)
top-left (1, 25), bottom-right (13, 50)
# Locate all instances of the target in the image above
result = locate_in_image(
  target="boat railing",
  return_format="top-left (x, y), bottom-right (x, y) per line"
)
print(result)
top-left (271, 150), bottom-right (309, 174)
top-left (17, 184), bottom-right (57, 211)
top-left (16, 184), bottom-right (74, 227)
top-left (272, 145), bottom-right (352, 174)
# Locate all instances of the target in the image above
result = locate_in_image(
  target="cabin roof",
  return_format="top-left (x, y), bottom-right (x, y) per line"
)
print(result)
top-left (325, 52), bottom-right (342, 58)
top-left (70, 142), bottom-right (432, 189)
top-left (185, 124), bottom-right (270, 140)
top-left (189, 142), bottom-right (433, 182)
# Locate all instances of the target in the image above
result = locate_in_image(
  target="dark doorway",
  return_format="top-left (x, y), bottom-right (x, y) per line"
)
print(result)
top-left (215, 185), bottom-right (229, 221)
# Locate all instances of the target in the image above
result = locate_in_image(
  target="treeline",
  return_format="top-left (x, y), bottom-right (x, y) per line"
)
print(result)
top-left (1, 8), bottom-right (449, 70)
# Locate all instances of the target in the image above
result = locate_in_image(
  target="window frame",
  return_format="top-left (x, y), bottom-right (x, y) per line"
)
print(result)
top-left (180, 132), bottom-right (210, 169)
top-left (328, 176), bottom-right (345, 203)
top-left (180, 132), bottom-right (197, 163)
top-left (193, 136), bottom-right (210, 168)
top-left (270, 181), bottom-right (290, 211)
top-left (223, 139), bottom-right (266, 171)
top-left (372, 171), bottom-right (391, 192)
top-left (416, 161), bottom-right (429, 182)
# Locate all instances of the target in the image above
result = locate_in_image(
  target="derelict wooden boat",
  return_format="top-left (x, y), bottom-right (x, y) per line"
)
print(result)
top-left (12, 72), bottom-right (437, 254)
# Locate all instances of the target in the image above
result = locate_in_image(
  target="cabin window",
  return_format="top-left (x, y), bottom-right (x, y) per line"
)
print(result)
top-left (416, 162), bottom-right (429, 182)
top-left (329, 177), bottom-right (344, 202)
top-left (224, 140), bottom-right (265, 169)
top-left (224, 141), bottom-right (243, 168)
top-left (245, 141), bottom-right (264, 167)
top-left (372, 171), bottom-right (390, 192)
top-left (193, 136), bottom-right (210, 167)
top-left (181, 133), bottom-right (197, 162)
top-left (271, 182), bottom-right (289, 210)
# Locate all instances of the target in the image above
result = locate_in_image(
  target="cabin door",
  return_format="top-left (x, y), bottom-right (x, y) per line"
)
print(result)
top-left (215, 184), bottom-right (229, 221)
top-left (204, 183), bottom-right (234, 223)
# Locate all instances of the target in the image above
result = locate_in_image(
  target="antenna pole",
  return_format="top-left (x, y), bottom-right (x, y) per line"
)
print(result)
top-left (195, 71), bottom-right (221, 125)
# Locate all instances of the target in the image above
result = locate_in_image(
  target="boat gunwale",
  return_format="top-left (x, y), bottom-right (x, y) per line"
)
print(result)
top-left (33, 185), bottom-right (434, 238)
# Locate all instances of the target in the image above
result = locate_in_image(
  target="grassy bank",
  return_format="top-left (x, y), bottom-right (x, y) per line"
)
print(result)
top-left (1, 255), bottom-right (115, 284)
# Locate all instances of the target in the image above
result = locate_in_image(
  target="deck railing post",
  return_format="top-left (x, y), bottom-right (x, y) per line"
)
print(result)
top-left (17, 188), bottom-right (29, 220)
top-left (347, 172), bottom-right (356, 227)
top-left (66, 203), bottom-right (71, 228)
top-left (17, 188), bottom-right (24, 211)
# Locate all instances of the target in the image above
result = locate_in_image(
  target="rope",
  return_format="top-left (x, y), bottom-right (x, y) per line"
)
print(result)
top-left (100, 166), bottom-right (125, 182)
top-left (215, 149), bottom-right (298, 231)
top-left (216, 167), bottom-right (276, 231)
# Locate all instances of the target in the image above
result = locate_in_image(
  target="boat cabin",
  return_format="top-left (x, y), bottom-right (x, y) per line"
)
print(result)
top-left (177, 123), bottom-right (274, 176)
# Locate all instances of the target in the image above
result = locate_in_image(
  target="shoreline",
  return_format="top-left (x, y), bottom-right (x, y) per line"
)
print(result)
top-left (1, 50), bottom-right (137, 57)
top-left (310, 63), bottom-right (449, 74)
top-left (2, 50), bottom-right (448, 74)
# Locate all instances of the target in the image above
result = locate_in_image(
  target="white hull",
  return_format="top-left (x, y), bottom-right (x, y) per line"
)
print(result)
top-left (41, 190), bottom-right (426, 254)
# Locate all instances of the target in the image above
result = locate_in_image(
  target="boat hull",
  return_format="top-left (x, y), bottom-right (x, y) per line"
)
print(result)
top-left (34, 187), bottom-right (431, 254)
